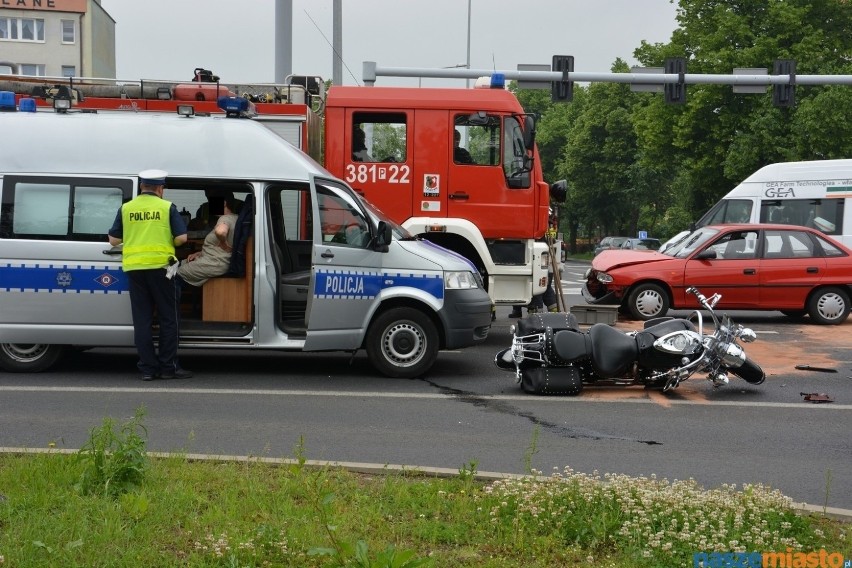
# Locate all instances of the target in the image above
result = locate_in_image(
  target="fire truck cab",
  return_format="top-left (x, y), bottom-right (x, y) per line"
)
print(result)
top-left (324, 84), bottom-right (555, 307)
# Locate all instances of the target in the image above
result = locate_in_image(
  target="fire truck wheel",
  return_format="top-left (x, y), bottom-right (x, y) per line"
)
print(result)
top-left (0, 343), bottom-right (66, 372)
top-left (366, 307), bottom-right (439, 378)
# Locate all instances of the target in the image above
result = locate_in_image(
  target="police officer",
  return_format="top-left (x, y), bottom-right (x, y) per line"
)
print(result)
top-left (108, 169), bottom-right (191, 381)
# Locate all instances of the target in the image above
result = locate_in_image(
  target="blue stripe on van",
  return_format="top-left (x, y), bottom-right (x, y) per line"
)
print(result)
top-left (314, 269), bottom-right (444, 300)
top-left (0, 264), bottom-right (127, 293)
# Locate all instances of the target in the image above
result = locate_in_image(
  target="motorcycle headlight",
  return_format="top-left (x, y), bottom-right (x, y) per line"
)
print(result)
top-left (720, 343), bottom-right (746, 368)
top-left (596, 272), bottom-right (613, 284)
top-left (444, 271), bottom-right (479, 289)
top-left (654, 330), bottom-right (702, 355)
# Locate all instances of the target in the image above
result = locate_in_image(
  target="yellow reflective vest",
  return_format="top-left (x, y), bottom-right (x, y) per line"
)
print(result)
top-left (121, 194), bottom-right (175, 271)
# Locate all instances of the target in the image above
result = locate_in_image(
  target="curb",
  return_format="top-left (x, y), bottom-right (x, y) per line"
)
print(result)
top-left (2, 447), bottom-right (850, 522)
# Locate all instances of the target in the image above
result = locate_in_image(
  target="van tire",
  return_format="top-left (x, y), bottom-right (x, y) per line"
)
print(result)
top-left (0, 343), bottom-right (65, 372)
top-left (366, 307), bottom-right (439, 378)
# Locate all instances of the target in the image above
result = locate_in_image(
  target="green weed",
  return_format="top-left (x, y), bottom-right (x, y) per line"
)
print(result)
top-left (75, 406), bottom-right (148, 496)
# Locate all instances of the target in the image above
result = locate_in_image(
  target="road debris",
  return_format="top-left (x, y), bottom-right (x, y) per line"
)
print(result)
top-left (794, 364), bottom-right (837, 373)
top-left (799, 392), bottom-right (834, 403)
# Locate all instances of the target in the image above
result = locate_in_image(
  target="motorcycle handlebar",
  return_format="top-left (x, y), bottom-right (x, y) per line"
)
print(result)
top-left (686, 287), bottom-right (721, 328)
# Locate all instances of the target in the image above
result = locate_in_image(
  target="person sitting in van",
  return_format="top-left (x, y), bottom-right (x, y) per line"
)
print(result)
top-left (189, 189), bottom-right (242, 230)
top-left (178, 195), bottom-right (241, 286)
top-left (352, 125), bottom-right (373, 162)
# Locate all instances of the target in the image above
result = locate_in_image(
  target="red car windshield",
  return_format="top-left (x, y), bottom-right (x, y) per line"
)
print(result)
top-left (664, 227), bottom-right (720, 258)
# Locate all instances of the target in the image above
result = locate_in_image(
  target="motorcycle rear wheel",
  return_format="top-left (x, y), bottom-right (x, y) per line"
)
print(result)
top-left (729, 357), bottom-right (765, 385)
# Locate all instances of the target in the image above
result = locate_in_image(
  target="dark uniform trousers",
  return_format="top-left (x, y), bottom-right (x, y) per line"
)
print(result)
top-left (127, 268), bottom-right (181, 375)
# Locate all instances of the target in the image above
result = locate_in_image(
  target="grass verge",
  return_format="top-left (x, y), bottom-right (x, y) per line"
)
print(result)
top-left (0, 414), bottom-right (848, 567)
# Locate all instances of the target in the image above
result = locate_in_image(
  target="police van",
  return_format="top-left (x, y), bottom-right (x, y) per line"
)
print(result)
top-left (0, 96), bottom-right (492, 378)
top-left (684, 159), bottom-right (852, 248)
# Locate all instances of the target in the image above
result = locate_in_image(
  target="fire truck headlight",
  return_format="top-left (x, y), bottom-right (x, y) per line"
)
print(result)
top-left (445, 271), bottom-right (480, 289)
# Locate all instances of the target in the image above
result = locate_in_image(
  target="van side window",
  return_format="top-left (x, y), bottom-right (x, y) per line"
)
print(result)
top-left (759, 198), bottom-right (844, 235)
top-left (351, 112), bottom-right (407, 163)
top-left (317, 184), bottom-right (371, 248)
top-left (0, 176), bottom-right (131, 240)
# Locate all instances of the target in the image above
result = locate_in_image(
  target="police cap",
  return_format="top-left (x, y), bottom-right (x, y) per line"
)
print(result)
top-left (138, 169), bottom-right (168, 186)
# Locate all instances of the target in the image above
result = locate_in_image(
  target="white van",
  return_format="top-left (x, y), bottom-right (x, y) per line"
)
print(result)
top-left (0, 101), bottom-right (492, 378)
top-left (691, 159), bottom-right (852, 247)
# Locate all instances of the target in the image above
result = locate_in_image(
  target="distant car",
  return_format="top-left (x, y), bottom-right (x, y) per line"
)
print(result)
top-left (621, 237), bottom-right (662, 251)
top-left (593, 236), bottom-right (629, 256)
top-left (582, 223), bottom-right (852, 324)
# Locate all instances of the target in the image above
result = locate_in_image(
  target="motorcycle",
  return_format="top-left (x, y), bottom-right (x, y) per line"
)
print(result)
top-left (494, 287), bottom-right (765, 395)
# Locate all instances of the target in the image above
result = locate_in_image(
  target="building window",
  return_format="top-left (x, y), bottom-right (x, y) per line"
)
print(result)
top-left (61, 66), bottom-right (76, 77)
top-left (20, 64), bottom-right (46, 77)
top-left (61, 19), bottom-right (75, 43)
top-left (0, 17), bottom-right (45, 41)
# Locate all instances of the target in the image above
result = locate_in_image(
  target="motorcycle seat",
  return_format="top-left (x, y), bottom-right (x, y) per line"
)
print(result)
top-left (589, 323), bottom-right (638, 378)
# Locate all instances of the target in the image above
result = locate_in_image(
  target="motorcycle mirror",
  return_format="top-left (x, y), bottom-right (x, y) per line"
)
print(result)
top-left (494, 349), bottom-right (516, 371)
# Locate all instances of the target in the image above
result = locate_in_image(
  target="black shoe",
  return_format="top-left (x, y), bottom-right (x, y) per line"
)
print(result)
top-left (160, 368), bottom-right (193, 380)
top-left (141, 373), bottom-right (158, 381)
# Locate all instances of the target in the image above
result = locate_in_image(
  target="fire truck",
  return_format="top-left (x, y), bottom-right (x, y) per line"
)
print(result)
top-left (0, 68), bottom-right (564, 307)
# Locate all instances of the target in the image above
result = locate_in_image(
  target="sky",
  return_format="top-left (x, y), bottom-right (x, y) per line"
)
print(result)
top-left (98, 0), bottom-right (680, 87)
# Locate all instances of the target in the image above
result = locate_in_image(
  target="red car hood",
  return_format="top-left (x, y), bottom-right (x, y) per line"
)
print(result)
top-left (591, 249), bottom-right (673, 271)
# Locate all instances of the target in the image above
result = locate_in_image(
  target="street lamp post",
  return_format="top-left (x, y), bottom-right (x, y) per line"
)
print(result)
top-left (466, 0), bottom-right (471, 89)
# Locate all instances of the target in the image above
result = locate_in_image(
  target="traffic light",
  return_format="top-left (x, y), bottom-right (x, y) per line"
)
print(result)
top-left (551, 55), bottom-right (574, 102)
top-left (664, 57), bottom-right (687, 104)
top-left (773, 59), bottom-right (796, 107)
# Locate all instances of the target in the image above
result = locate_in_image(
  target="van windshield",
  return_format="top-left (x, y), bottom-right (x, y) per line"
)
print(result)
top-left (696, 199), bottom-right (752, 227)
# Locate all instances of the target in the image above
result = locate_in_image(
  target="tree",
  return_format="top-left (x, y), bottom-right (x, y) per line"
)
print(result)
top-left (634, 0), bottom-right (852, 221)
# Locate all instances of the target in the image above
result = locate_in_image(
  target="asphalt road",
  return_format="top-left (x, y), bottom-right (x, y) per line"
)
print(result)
top-left (1, 262), bottom-right (850, 510)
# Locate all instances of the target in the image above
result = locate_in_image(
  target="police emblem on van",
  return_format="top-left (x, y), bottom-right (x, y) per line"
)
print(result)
top-left (57, 271), bottom-right (72, 287)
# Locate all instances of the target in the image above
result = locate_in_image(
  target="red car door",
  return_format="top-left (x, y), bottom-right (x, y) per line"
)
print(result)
top-left (682, 230), bottom-right (761, 308)
top-left (759, 229), bottom-right (826, 309)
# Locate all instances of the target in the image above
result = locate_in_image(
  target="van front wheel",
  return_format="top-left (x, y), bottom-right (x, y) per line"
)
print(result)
top-left (366, 308), bottom-right (439, 378)
top-left (0, 343), bottom-right (66, 372)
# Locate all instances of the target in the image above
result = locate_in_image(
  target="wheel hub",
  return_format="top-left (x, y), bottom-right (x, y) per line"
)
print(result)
top-left (383, 323), bottom-right (424, 366)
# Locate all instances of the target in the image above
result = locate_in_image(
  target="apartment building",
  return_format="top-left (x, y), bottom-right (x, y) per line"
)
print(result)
top-left (0, 0), bottom-right (115, 78)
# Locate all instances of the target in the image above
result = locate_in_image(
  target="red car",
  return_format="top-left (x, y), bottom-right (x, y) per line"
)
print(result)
top-left (582, 224), bottom-right (852, 324)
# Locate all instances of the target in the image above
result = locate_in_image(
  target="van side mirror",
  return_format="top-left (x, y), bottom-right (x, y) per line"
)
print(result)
top-left (373, 221), bottom-right (392, 252)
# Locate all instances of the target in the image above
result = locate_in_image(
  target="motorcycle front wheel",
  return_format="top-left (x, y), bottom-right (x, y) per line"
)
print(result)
top-left (729, 357), bottom-right (765, 385)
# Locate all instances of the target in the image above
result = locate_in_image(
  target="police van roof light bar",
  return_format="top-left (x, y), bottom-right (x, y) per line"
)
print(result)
top-left (217, 96), bottom-right (257, 118)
